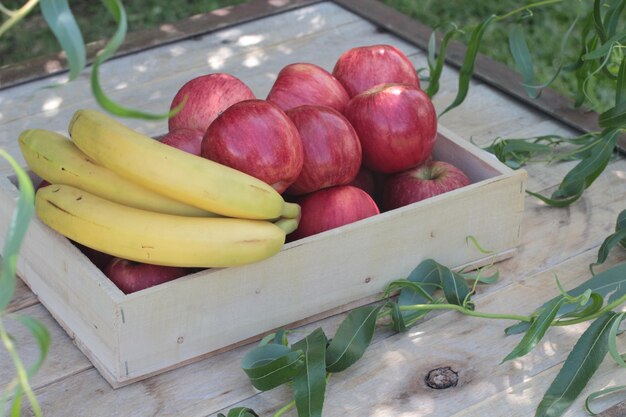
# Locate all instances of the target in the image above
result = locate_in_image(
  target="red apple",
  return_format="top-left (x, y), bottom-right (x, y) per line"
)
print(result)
top-left (266, 63), bottom-right (350, 112)
top-left (382, 160), bottom-right (471, 211)
top-left (344, 83), bottom-right (437, 174)
top-left (36, 179), bottom-right (51, 190)
top-left (160, 128), bottom-right (204, 156)
top-left (332, 44), bottom-right (420, 97)
top-left (285, 105), bottom-right (361, 195)
top-left (349, 166), bottom-right (380, 200)
top-left (73, 242), bottom-right (114, 271)
top-left (201, 99), bottom-right (303, 193)
top-left (104, 258), bottom-right (192, 294)
top-left (168, 73), bottom-right (255, 132)
top-left (289, 185), bottom-right (379, 240)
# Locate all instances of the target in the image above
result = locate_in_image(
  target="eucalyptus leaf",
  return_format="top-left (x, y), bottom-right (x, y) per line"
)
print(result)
top-left (582, 32), bottom-right (626, 61)
top-left (438, 264), bottom-right (473, 308)
top-left (592, 0), bottom-right (608, 43)
top-left (326, 305), bottom-right (380, 373)
top-left (559, 293), bottom-right (604, 320)
top-left (607, 312), bottom-right (626, 369)
top-left (292, 328), bottom-right (328, 417)
top-left (241, 344), bottom-right (304, 391)
top-left (90, 0), bottom-right (176, 119)
top-left (502, 298), bottom-right (566, 363)
top-left (590, 228), bottom-right (626, 273)
top-left (394, 259), bottom-right (442, 329)
top-left (40, 0), bottom-right (86, 82)
top-left (509, 24), bottom-right (539, 98)
top-left (426, 24), bottom-right (461, 98)
top-left (605, 0), bottom-right (626, 38)
top-left (217, 408), bottom-right (259, 417)
top-left (534, 312), bottom-right (617, 417)
top-left (440, 15), bottom-right (496, 116)
top-left (506, 261), bottom-right (626, 334)
top-left (0, 150), bottom-right (35, 311)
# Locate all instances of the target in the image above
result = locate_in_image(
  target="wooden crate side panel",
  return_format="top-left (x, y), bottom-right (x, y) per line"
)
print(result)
top-left (0, 177), bottom-right (123, 378)
top-left (116, 169), bottom-right (524, 380)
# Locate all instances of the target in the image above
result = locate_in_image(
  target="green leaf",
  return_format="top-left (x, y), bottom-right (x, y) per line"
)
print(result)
top-left (616, 54), bottom-right (626, 106)
top-left (502, 298), bottom-right (566, 363)
top-left (527, 129), bottom-right (619, 206)
top-left (605, 0), bottom-right (626, 38)
top-left (40, 0), bottom-right (86, 82)
top-left (598, 57), bottom-right (626, 128)
top-left (0, 149), bottom-right (35, 311)
top-left (217, 408), bottom-right (259, 417)
top-left (585, 385), bottom-right (626, 415)
top-left (534, 312), bottom-right (617, 417)
top-left (438, 264), bottom-right (473, 308)
top-left (394, 259), bottom-right (442, 329)
top-left (440, 15), bottom-right (496, 116)
top-left (292, 328), bottom-right (328, 417)
top-left (559, 292), bottom-right (605, 320)
top-left (506, 262), bottom-right (626, 334)
top-left (607, 312), bottom-right (626, 369)
top-left (325, 305), bottom-right (381, 373)
top-left (509, 24), bottom-right (539, 99)
top-left (426, 24), bottom-right (461, 98)
top-left (90, 0), bottom-right (176, 119)
top-left (582, 32), bottom-right (626, 61)
top-left (590, 228), bottom-right (626, 273)
top-left (593, 0), bottom-right (608, 43)
top-left (241, 344), bottom-right (304, 391)
top-left (15, 316), bottom-right (50, 377)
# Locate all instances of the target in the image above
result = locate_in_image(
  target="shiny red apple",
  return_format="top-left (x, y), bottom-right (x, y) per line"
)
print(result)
top-left (289, 185), bottom-right (379, 240)
top-left (168, 73), bottom-right (255, 132)
top-left (382, 160), bottom-right (471, 211)
top-left (160, 128), bottom-right (204, 156)
top-left (267, 63), bottom-right (350, 112)
top-left (73, 242), bottom-right (114, 271)
top-left (201, 99), bottom-right (303, 193)
top-left (285, 105), bottom-right (361, 195)
top-left (332, 44), bottom-right (420, 97)
top-left (104, 258), bottom-right (192, 294)
top-left (344, 83), bottom-right (437, 174)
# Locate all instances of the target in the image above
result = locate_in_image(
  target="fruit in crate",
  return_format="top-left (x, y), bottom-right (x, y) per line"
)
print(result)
top-left (201, 100), bottom-right (304, 194)
top-left (332, 44), bottom-right (420, 97)
top-left (104, 258), bottom-right (193, 294)
top-left (266, 63), bottom-right (350, 112)
top-left (35, 184), bottom-right (299, 268)
top-left (69, 109), bottom-right (299, 220)
top-left (344, 83), bottom-right (437, 174)
top-left (289, 185), bottom-right (379, 240)
top-left (382, 160), bottom-right (471, 211)
top-left (168, 73), bottom-right (255, 132)
top-left (160, 128), bottom-right (204, 156)
top-left (285, 105), bottom-right (361, 195)
top-left (18, 129), bottom-right (212, 217)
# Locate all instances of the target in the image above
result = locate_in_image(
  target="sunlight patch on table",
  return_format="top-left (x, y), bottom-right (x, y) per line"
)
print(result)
top-left (42, 97), bottom-right (63, 111)
top-left (207, 47), bottom-right (234, 70)
top-left (169, 45), bottom-right (187, 58)
top-left (238, 34), bottom-right (264, 47)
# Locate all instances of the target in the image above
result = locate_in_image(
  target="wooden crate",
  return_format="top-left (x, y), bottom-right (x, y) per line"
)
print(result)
top-left (0, 125), bottom-right (526, 388)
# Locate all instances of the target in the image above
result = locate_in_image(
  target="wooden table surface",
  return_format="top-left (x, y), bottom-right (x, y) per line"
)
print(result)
top-left (1, 2), bottom-right (625, 416)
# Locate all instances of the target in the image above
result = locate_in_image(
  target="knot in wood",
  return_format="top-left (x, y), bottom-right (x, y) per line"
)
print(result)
top-left (424, 366), bottom-right (458, 389)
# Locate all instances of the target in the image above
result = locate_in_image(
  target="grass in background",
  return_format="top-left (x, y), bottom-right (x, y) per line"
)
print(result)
top-left (0, 0), bottom-right (617, 108)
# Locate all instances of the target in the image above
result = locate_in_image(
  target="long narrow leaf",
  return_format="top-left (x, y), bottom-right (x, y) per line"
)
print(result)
top-left (394, 259), bottom-right (442, 330)
top-left (241, 344), bottom-right (304, 391)
top-left (325, 305), bottom-right (380, 373)
top-left (585, 385), bottom-right (626, 415)
top-left (590, 228), bottom-right (626, 273)
top-left (440, 15), bottom-right (496, 116)
top-left (607, 313), bottom-right (626, 368)
top-left (14, 316), bottom-right (50, 376)
top-left (438, 264), bottom-right (473, 308)
top-left (40, 0), bottom-right (86, 82)
top-left (593, 0), bottom-right (607, 43)
top-left (509, 25), bottom-right (539, 98)
top-left (217, 408), bottom-right (259, 417)
top-left (0, 150), bottom-right (35, 310)
top-left (582, 32), bottom-right (626, 61)
top-left (502, 299), bottom-right (566, 363)
top-left (535, 312), bottom-right (617, 417)
top-left (91, 0), bottom-right (175, 119)
top-left (292, 328), bottom-right (327, 417)
top-left (426, 25), bottom-right (461, 98)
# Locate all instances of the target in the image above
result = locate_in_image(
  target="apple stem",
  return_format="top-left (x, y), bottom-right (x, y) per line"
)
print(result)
top-left (274, 218), bottom-right (299, 235)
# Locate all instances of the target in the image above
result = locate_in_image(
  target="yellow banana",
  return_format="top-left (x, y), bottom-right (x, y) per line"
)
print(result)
top-left (19, 129), bottom-right (215, 217)
top-left (36, 184), bottom-right (298, 268)
top-left (69, 109), bottom-right (300, 220)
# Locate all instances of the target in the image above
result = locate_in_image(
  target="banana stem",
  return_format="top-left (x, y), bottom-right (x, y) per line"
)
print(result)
top-left (280, 202), bottom-right (301, 220)
top-left (275, 218), bottom-right (299, 235)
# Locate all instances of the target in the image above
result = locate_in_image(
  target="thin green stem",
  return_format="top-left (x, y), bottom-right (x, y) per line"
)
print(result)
top-left (0, 318), bottom-right (42, 417)
top-left (273, 400), bottom-right (296, 417)
top-left (554, 291), bottom-right (626, 326)
top-left (399, 303), bottom-right (532, 322)
top-left (0, 0), bottom-right (39, 38)
top-left (0, 2), bottom-right (16, 16)
top-left (495, 0), bottom-right (565, 22)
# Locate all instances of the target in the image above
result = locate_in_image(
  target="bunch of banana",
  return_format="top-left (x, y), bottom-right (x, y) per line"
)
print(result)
top-left (21, 109), bottom-right (301, 268)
